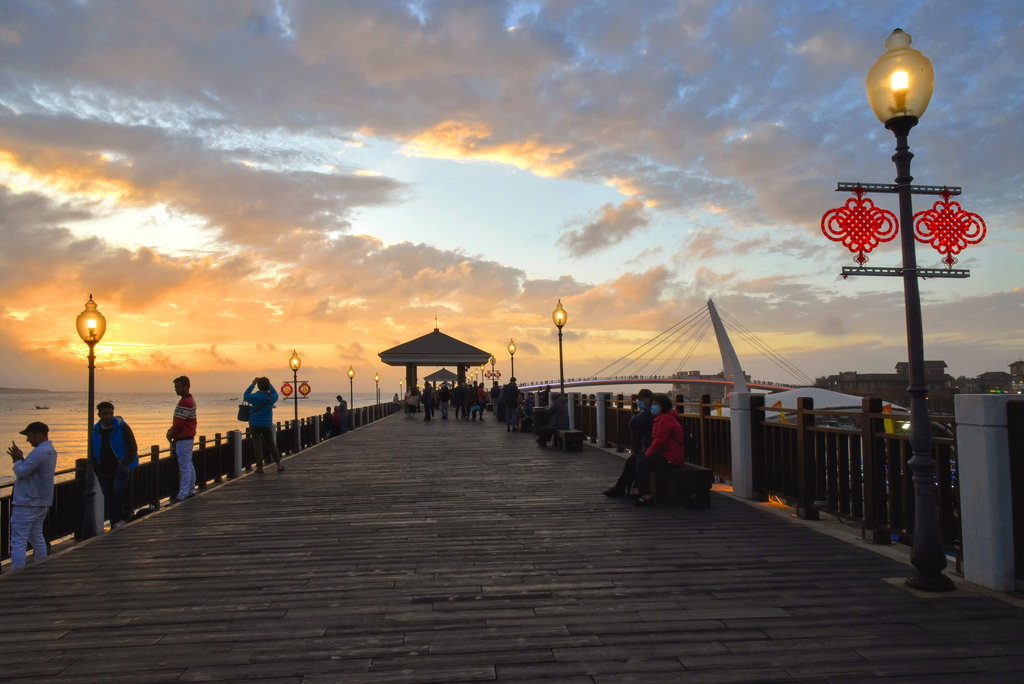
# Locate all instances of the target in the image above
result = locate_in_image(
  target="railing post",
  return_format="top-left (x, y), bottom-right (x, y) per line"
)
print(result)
top-left (955, 395), bottom-right (1020, 592)
top-left (729, 392), bottom-right (756, 500)
top-left (567, 393), bottom-right (578, 430)
top-left (796, 397), bottom-right (819, 520)
top-left (149, 446), bottom-right (160, 507)
top-left (595, 392), bottom-right (610, 447)
top-left (213, 434), bottom-right (223, 484)
top-left (197, 436), bottom-right (207, 490)
top-left (699, 394), bottom-right (711, 467)
top-left (74, 458), bottom-right (91, 540)
top-left (861, 397), bottom-right (890, 544)
top-left (231, 430), bottom-right (243, 478)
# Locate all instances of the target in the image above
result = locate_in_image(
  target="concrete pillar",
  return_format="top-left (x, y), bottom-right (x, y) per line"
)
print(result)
top-left (313, 415), bottom-right (321, 444)
top-left (567, 393), bottom-right (579, 430)
top-left (729, 392), bottom-right (754, 499)
top-left (231, 429), bottom-right (243, 478)
top-left (596, 392), bottom-right (610, 448)
top-left (955, 394), bottom-right (1018, 592)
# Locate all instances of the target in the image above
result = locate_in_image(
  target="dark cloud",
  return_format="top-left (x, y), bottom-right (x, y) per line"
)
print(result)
top-left (558, 199), bottom-right (650, 256)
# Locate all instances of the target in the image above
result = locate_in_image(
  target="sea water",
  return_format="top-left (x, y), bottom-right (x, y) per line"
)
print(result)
top-left (1, 390), bottom-right (386, 484)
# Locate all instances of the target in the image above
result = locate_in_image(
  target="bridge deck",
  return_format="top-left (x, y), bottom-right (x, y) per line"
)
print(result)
top-left (2, 412), bottom-right (1023, 683)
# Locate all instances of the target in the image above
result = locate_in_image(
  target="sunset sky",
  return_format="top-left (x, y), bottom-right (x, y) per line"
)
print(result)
top-left (1, 0), bottom-right (1021, 395)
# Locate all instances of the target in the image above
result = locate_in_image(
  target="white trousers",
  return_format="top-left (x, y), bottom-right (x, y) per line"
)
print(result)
top-left (175, 438), bottom-right (196, 500)
top-left (10, 504), bottom-right (48, 570)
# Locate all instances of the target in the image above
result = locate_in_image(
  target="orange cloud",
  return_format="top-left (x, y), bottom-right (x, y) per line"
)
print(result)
top-left (400, 120), bottom-right (575, 178)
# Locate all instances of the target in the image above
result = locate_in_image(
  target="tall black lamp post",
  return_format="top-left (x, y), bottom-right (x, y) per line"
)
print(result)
top-left (864, 29), bottom-right (954, 592)
top-left (552, 300), bottom-right (567, 395)
top-left (288, 350), bottom-right (301, 453)
top-left (489, 355), bottom-right (496, 381)
top-left (374, 372), bottom-right (380, 406)
top-left (507, 338), bottom-right (516, 379)
top-left (76, 295), bottom-right (106, 539)
top-left (348, 365), bottom-right (355, 420)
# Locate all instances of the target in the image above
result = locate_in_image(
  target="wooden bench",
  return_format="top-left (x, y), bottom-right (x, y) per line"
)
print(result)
top-left (651, 462), bottom-right (713, 508)
top-left (554, 429), bottom-right (585, 452)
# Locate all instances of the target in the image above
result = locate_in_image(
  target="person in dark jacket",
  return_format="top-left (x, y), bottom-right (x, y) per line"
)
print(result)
top-left (91, 402), bottom-right (139, 529)
top-left (634, 393), bottom-right (686, 507)
top-left (422, 382), bottom-right (433, 422)
top-left (536, 394), bottom-right (570, 446)
top-left (502, 378), bottom-right (520, 431)
top-left (246, 377), bottom-right (284, 473)
top-left (453, 383), bottom-right (467, 420)
top-left (603, 389), bottom-right (654, 498)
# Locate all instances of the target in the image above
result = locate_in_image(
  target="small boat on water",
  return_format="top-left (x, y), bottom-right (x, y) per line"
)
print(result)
top-left (35, 405), bottom-right (50, 410)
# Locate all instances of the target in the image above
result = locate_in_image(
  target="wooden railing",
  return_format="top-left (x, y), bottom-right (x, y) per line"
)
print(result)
top-left (1, 402), bottom-right (399, 566)
top-left (571, 392), bottom-right (962, 560)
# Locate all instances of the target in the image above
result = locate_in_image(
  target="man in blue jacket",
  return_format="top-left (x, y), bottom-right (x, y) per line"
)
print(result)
top-left (8, 421), bottom-right (58, 569)
top-left (92, 402), bottom-right (139, 529)
top-left (246, 377), bottom-right (284, 473)
top-left (603, 389), bottom-right (654, 498)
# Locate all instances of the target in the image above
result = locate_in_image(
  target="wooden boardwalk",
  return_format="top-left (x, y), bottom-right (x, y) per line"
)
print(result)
top-left (2, 412), bottom-right (1024, 683)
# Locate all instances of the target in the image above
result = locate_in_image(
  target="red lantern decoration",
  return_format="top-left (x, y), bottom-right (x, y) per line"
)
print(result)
top-left (298, 381), bottom-right (311, 397)
top-left (821, 185), bottom-right (899, 265)
top-left (281, 383), bottom-right (294, 397)
top-left (913, 188), bottom-right (987, 269)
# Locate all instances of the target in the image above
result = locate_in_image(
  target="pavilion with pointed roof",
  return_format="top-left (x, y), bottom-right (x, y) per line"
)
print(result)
top-left (378, 325), bottom-right (491, 390)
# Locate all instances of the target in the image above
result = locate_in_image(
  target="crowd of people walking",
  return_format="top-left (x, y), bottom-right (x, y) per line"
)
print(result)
top-left (401, 378), bottom-right (535, 430)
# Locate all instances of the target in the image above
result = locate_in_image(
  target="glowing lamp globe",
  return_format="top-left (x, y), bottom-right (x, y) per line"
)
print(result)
top-left (866, 29), bottom-right (934, 124)
top-left (76, 295), bottom-right (107, 346)
top-left (552, 300), bottom-right (568, 329)
top-left (289, 350), bottom-right (301, 371)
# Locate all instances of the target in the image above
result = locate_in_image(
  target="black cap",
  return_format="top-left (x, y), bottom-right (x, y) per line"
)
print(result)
top-left (20, 421), bottom-right (49, 435)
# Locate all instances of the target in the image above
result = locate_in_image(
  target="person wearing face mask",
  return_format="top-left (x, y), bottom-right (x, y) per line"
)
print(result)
top-left (634, 393), bottom-right (686, 507)
top-left (603, 389), bottom-right (654, 498)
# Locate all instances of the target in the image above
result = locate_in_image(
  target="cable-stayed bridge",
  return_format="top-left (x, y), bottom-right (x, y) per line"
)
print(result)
top-left (519, 299), bottom-right (813, 399)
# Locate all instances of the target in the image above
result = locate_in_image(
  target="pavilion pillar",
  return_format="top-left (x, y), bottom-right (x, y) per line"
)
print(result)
top-left (457, 365), bottom-right (466, 386)
top-left (406, 364), bottom-right (417, 391)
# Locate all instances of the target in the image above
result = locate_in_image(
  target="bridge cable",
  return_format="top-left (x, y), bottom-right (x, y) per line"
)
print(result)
top-left (715, 306), bottom-right (815, 386)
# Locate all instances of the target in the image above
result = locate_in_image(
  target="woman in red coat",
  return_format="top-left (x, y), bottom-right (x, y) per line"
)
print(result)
top-left (634, 393), bottom-right (686, 507)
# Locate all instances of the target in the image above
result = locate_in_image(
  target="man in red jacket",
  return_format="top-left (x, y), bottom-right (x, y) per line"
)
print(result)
top-left (166, 375), bottom-right (197, 503)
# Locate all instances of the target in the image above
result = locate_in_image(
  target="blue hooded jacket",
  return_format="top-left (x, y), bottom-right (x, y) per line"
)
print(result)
top-left (244, 383), bottom-right (278, 428)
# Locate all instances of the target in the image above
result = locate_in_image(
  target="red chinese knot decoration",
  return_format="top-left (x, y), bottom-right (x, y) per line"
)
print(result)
top-left (913, 188), bottom-right (987, 269)
top-left (821, 185), bottom-right (899, 265)
top-left (281, 383), bottom-right (294, 397)
top-left (298, 381), bottom-right (311, 397)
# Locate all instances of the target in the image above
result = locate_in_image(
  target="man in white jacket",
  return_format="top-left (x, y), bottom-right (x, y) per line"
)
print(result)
top-left (7, 421), bottom-right (58, 570)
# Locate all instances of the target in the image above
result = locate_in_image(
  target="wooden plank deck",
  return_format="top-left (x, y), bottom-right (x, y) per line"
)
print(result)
top-left (2, 412), bottom-right (1024, 683)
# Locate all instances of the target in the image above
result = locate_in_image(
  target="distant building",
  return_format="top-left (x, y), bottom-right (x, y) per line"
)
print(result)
top-left (826, 361), bottom-right (955, 413)
top-left (825, 360), bottom-right (1024, 412)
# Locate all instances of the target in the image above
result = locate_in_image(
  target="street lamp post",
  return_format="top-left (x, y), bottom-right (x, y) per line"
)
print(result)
top-left (288, 351), bottom-right (301, 454)
top-left (348, 366), bottom-right (355, 426)
top-left (489, 355), bottom-right (496, 381)
top-left (864, 29), bottom-right (953, 592)
top-left (508, 338), bottom-right (516, 379)
top-left (552, 300), bottom-right (567, 395)
top-left (76, 295), bottom-right (106, 539)
top-left (374, 372), bottom-right (380, 406)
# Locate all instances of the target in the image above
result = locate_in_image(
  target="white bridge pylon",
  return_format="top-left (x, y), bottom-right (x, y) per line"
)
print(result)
top-left (707, 298), bottom-right (748, 394)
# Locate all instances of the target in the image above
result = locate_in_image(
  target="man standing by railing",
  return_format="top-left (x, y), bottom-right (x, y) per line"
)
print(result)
top-left (7, 421), bottom-right (57, 570)
top-left (92, 401), bottom-right (139, 528)
top-left (166, 376), bottom-right (197, 504)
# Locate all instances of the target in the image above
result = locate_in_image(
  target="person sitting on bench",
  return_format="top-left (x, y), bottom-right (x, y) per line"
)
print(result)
top-left (535, 393), bottom-right (570, 446)
top-left (603, 388), bottom-right (654, 498)
top-left (634, 393), bottom-right (686, 507)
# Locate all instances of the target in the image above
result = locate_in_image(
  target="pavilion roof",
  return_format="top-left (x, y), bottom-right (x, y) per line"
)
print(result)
top-left (424, 368), bottom-right (459, 382)
top-left (379, 328), bottom-right (491, 366)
